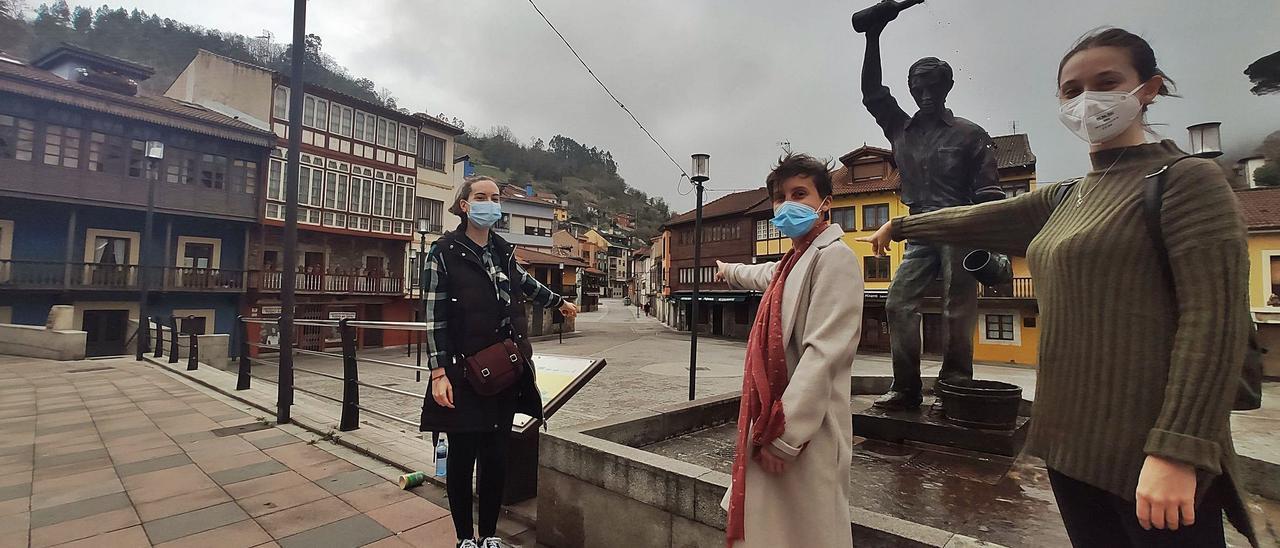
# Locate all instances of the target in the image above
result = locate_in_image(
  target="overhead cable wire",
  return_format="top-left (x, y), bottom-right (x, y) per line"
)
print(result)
top-left (525, 0), bottom-right (688, 179)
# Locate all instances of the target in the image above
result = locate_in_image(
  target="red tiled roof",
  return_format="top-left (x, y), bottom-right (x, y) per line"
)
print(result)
top-left (0, 57), bottom-right (273, 147)
top-left (993, 133), bottom-right (1036, 169)
top-left (1236, 187), bottom-right (1280, 231)
top-left (514, 247), bottom-right (588, 268)
top-left (831, 166), bottom-right (902, 196)
top-left (667, 187), bottom-right (768, 226)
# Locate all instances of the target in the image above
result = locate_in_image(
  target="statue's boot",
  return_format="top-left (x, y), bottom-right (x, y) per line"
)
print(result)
top-left (871, 390), bottom-right (923, 411)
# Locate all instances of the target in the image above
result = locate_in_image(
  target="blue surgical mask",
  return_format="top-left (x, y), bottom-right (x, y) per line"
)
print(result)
top-left (467, 201), bottom-right (503, 228)
top-left (771, 201), bottom-right (821, 238)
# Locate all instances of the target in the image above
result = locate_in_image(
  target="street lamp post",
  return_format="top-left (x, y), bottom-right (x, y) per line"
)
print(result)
top-left (1187, 122), bottom-right (1224, 158)
top-left (406, 248), bottom-right (417, 358)
top-left (688, 153), bottom-right (709, 401)
top-left (277, 0), bottom-right (308, 424)
top-left (415, 217), bottom-right (431, 382)
top-left (135, 141), bottom-right (163, 361)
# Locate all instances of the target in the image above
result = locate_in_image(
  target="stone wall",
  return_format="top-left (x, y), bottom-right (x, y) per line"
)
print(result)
top-left (0, 323), bottom-right (86, 360)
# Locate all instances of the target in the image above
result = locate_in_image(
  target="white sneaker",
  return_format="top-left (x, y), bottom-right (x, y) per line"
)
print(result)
top-left (458, 540), bottom-right (479, 548)
top-left (480, 538), bottom-right (507, 548)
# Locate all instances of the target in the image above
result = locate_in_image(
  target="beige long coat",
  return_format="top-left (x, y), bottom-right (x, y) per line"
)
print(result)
top-left (720, 224), bottom-right (863, 548)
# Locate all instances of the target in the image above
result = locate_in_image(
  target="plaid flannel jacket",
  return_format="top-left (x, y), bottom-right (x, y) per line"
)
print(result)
top-left (421, 236), bottom-right (563, 370)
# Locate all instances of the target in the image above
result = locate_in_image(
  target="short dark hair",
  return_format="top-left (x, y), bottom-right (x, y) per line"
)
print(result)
top-left (909, 57), bottom-right (953, 85)
top-left (1057, 27), bottom-right (1177, 98)
top-left (765, 153), bottom-right (833, 199)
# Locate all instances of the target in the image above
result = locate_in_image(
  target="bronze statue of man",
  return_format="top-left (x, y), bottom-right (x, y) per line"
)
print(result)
top-left (856, 1), bottom-right (1004, 410)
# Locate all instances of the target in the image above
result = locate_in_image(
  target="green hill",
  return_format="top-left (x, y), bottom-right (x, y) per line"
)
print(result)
top-left (458, 129), bottom-right (671, 241)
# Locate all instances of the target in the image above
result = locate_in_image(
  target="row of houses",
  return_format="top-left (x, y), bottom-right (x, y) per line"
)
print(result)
top-left (635, 134), bottom-right (1280, 366)
top-left (0, 44), bottom-right (589, 358)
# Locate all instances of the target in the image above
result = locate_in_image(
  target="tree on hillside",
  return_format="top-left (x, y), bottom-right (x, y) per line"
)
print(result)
top-left (1247, 50), bottom-right (1280, 96)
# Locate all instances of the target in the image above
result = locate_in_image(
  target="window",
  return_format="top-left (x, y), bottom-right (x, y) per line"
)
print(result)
top-left (300, 166), bottom-right (324, 207)
top-left (231, 160), bottom-right (257, 195)
top-left (85, 131), bottom-right (124, 172)
top-left (1003, 185), bottom-right (1030, 198)
top-left (397, 124), bottom-right (409, 152)
top-left (128, 140), bottom-right (146, 177)
top-left (182, 243), bottom-right (214, 268)
top-left (862, 204), bottom-right (890, 231)
top-left (376, 118), bottom-right (388, 147)
top-left (985, 314), bottom-right (1016, 342)
top-left (350, 177), bottom-right (373, 214)
top-left (524, 218), bottom-right (553, 237)
top-left (340, 106), bottom-right (353, 137)
top-left (325, 171), bottom-right (350, 211)
top-left (199, 154), bottom-right (228, 189)
top-left (755, 219), bottom-right (781, 241)
top-left (267, 158), bottom-right (285, 201)
top-left (831, 207), bottom-right (856, 232)
top-left (93, 236), bottom-right (131, 264)
top-left (273, 86), bottom-right (289, 120)
top-left (388, 121), bottom-right (399, 150)
top-left (314, 98), bottom-right (328, 131)
top-left (43, 124), bottom-right (81, 168)
top-left (417, 133), bottom-right (446, 170)
top-left (330, 103), bottom-right (343, 135)
top-left (0, 115), bottom-right (33, 160)
top-left (1269, 256), bottom-right (1280, 307)
top-left (415, 198), bottom-right (444, 230)
top-left (406, 128), bottom-right (418, 155)
top-left (165, 149), bottom-right (197, 184)
top-left (394, 186), bottom-right (414, 220)
top-left (354, 111), bottom-right (369, 142)
top-left (303, 95), bottom-right (316, 127)
top-left (864, 256), bottom-right (891, 281)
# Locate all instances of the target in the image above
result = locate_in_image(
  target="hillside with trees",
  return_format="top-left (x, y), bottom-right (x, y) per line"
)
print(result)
top-left (0, 0), bottom-right (416, 112)
top-left (1, 1), bottom-right (669, 240)
top-left (459, 127), bottom-right (672, 240)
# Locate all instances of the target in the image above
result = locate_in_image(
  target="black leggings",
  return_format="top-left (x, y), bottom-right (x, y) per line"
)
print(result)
top-left (446, 430), bottom-right (510, 540)
top-left (1048, 469), bottom-right (1226, 548)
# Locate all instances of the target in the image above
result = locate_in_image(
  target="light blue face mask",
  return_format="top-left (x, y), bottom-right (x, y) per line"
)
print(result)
top-left (771, 201), bottom-right (823, 238)
top-left (467, 201), bottom-right (503, 228)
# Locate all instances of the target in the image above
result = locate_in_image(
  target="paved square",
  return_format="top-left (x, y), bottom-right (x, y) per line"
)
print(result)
top-left (0, 355), bottom-right (463, 547)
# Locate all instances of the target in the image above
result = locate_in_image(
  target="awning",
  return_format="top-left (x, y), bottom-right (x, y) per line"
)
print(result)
top-left (672, 292), bottom-right (755, 303)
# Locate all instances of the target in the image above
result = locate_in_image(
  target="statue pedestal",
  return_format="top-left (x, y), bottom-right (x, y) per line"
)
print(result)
top-left (853, 397), bottom-right (1030, 457)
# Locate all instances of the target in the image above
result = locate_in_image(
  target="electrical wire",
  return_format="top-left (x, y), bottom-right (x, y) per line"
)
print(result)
top-left (525, 0), bottom-right (688, 179)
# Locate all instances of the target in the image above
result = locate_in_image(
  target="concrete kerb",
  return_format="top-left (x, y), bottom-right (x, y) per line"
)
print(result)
top-left (540, 395), bottom-right (1011, 548)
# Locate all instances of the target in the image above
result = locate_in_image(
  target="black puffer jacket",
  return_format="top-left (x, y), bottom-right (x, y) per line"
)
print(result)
top-left (419, 229), bottom-right (543, 433)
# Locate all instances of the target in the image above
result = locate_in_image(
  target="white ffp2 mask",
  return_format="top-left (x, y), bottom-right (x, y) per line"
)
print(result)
top-left (1058, 83), bottom-right (1147, 145)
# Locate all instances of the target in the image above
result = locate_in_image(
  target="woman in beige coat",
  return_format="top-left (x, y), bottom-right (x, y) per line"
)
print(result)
top-left (718, 153), bottom-right (863, 548)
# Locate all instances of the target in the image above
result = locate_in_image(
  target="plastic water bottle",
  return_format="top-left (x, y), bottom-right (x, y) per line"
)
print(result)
top-left (434, 436), bottom-right (448, 477)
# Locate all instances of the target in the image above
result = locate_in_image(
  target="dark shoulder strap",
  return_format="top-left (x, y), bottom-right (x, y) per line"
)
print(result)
top-left (1050, 177), bottom-right (1084, 210)
top-left (1142, 155), bottom-right (1199, 273)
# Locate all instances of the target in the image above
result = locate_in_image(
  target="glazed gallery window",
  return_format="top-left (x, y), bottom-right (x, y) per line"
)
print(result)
top-left (127, 140), bottom-right (146, 178)
top-left (415, 198), bottom-right (444, 229)
top-left (376, 118), bottom-right (388, 147)
top-left (267, 159), bottom-right (285, 202)
top-left (231, 160), bottom-right (258, 195)
top-left (87, 132), bottom-right (126, 173)
top-left (397, 124), bottom-right (409, 153)
top-left (165, 149), bottom-right (198, 184)
top-left (755, 219), bottom-right (781, 241)
top-left (354, 111), bottom-right (373, 142)
top-left (331, 103), bottom-right (354, 137)
top-left (831, 207), bottom-right (857, 232)
top-left (864, 256), bottom-right (891, 282)
top-left (273, 86), bottom-right (289, 120)
top-left (985, 314), bottom-right (1016, 341)
top-left (862, 204), bottom-right (890, 231)
top-left (199, 154), bottom-right (228, 189)
top-left (0, 114), bottom-right (36, 161)
top-left (182, 243), bottom-right (214, 268)
top-left (43, 124), bottom-right (81, 168)
top-left (325, 171), bottom-right (350, 211)
top-left (302, 95), bottom-right (329, 131)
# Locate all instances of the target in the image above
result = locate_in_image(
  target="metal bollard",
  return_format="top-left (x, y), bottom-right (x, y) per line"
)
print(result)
top-left (338, 319), bottom-right (360, 431)
top-left (153, 316), bottom-right (164, 358)
top-left (186, 329), bottom-right (199, 371)
top-left (236, 316), bottom-right (251, 390)
top-left (168, 316), bottom-right (180, 364)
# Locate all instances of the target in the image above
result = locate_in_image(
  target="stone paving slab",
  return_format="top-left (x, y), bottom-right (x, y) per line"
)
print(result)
top-left (0, 355), bottom-right (531, 548)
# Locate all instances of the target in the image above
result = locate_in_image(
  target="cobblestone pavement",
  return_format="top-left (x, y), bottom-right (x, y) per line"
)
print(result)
top-left (0, 354), bottom-right (535, 548)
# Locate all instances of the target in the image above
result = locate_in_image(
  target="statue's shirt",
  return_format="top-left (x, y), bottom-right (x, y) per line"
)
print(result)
top-left (863, 85), bottom-right (1000, 214)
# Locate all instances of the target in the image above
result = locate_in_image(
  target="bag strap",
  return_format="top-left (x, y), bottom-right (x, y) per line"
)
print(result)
top-left (1142, 155), bottom-right (1198, 292)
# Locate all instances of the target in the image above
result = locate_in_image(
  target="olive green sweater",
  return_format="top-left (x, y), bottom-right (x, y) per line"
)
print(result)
top-left (892, 141), bottom-right (1254, 540)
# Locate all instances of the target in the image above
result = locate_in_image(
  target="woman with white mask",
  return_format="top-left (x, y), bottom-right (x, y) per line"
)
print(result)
top-left (861, 27), bottom-right (1258, 547)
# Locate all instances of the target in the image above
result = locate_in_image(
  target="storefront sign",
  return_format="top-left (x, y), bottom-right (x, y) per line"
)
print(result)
top-left (329, 311), bottom-right (357, 320)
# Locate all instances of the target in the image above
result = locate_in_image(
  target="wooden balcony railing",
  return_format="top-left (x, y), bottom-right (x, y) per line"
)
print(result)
top-left (981, 277), bottom-right (1035, 299)
top-left (247, 269), bottom-right (404, 296)
top-left (0, 260), bottom-right (245, 291)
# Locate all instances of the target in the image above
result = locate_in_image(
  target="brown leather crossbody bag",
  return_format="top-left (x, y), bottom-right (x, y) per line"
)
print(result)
top-left (463, 338), bottom-right (527, 396)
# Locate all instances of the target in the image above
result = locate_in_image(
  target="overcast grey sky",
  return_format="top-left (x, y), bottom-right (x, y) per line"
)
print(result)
top-left (77, 0), bottom-right (1280, 211)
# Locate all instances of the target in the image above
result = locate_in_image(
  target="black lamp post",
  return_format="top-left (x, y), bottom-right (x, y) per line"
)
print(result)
top-left (406, 247), bottom-right (417, 358)
top-left (1188, 122), bottom-right (1224, 158)
top-left (135, 140), bottom-right (163, 361)
top-left (415, 217), bottom-right (430, 382)
top-left (688, 153), bottom-right (709, 401)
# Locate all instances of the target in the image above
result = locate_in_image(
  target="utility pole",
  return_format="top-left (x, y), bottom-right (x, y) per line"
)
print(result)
top-left (277, 0), bottom-right (307, 424)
